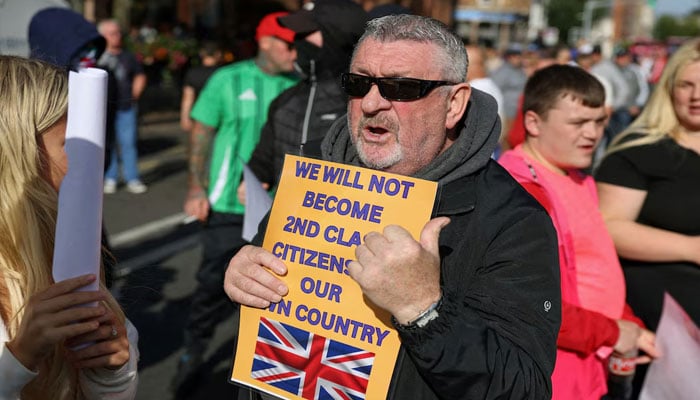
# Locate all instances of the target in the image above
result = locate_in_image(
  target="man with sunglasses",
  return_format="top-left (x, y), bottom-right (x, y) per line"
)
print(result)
top-left (172, 11), bottom-right (299, 398)
top-left (225, 15), bottom-right (560, 399)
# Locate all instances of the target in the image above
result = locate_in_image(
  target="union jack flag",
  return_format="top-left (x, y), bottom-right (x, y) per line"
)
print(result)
top-left (252, 316), bottom-right (375, 400)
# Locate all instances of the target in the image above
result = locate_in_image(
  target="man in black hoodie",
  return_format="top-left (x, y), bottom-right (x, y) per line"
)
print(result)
top-left (239, 0), bottom-right (367, 200)
top-left (225, 15), bottom-right (561, 399)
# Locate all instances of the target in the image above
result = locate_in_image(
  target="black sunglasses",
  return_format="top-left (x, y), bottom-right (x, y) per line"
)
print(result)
top-left (341, 72), bottom-right (458, 101)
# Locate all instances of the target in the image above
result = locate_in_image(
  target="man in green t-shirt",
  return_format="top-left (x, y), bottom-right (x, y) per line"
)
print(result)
top-left (172, 11), bottom-right (299, 396)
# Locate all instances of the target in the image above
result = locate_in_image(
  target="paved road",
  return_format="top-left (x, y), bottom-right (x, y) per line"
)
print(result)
top-left (104, 112), bottom-right (242, 399)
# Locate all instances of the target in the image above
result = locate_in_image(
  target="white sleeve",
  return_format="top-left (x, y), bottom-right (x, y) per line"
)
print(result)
top-left (632, 65), bottom-right (649, 107)
top-left (0, 318), bottom-right (38, 400)
top-left (592, 73), bottom-right (614, 108)
top-left (78, 318), bottom-right (139, 400)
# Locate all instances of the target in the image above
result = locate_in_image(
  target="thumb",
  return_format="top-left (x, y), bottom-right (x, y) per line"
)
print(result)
top-left (420, 217), bottom-right (450, 256)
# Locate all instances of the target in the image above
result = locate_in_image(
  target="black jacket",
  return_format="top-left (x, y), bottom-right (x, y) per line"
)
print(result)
top-left (320, 89), bottom-right (561, 399)
top-left (384, 161), bottom-right (560, 399)
top-left (247, 70), bottom-right (347, 187)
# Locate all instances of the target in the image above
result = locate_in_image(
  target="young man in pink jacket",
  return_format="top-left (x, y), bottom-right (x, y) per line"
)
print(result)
top-left (498, 64), bottom-right (660, 400)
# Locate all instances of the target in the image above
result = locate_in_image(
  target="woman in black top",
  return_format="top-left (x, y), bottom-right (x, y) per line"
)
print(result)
top-left (595, 38), bottom-right (700, 397)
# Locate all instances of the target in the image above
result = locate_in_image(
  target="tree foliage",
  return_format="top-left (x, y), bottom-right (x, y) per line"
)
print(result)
top-left (547, 0), bottom-right (585, 44)
top-left (654, 14), bottom-right (700, 40)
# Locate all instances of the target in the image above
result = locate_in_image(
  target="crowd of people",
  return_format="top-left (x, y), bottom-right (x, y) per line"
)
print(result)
top-left (0, 1), bottom-right (698, 400)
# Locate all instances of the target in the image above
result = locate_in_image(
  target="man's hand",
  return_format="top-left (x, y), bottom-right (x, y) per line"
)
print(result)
top-left (615, 319), bottom-right (641, 354)
top-left (237, 181), bottom-right (247, 206)
top-left (347, 217), bottom-right (449, 325)
top-left (237, 180), bottom-right (270, 206)
top-left (184, 187), bottom-right (209, 222)
top-left (224, 245), bottom-right (289, 308)
top-left (634, 328), bottom-right (660, 364)
top-left (615, 319), bottom-right (661, 364)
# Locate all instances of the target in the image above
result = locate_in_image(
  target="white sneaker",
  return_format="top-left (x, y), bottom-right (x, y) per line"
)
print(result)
top-left (126, 180), bottom-right (147, 194)
top-left (104, 179), bottom-right (117, 194)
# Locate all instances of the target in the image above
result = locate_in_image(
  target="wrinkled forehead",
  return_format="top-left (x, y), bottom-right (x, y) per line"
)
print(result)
top-left (351, 39), bottom-right (439, 76)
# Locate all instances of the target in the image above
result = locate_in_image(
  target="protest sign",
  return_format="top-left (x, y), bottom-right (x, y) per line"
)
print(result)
top-left (640, 293), bottom-right (700, 400)
top-left (231, 154), bottom-right (437, 400)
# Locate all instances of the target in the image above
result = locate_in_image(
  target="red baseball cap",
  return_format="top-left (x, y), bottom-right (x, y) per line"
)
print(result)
top-left (255, 11), bottom-right (296, 44)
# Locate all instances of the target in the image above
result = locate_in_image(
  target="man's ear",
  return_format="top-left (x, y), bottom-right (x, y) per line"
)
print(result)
top-left (523, 110), bottom-right (542, 138)
top-left (445, 83), bottom-right (470, 130)
top-left (258, 36), bottom-right (272, 52)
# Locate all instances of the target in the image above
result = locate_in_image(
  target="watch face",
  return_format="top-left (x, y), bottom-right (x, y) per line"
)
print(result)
top-left (415, 308), bottom-right (439, 328)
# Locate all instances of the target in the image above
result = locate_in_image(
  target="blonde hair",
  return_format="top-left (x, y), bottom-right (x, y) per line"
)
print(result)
top-left (606, 38), bottom-right (700, 154)
top-left (0, 55), bottom-right (125, 400)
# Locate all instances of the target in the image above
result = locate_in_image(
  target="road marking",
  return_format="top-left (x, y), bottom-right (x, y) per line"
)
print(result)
top-left (109, 212), bottom-right (191, 248)
top-left (138, 144), bottom-right (186, 175)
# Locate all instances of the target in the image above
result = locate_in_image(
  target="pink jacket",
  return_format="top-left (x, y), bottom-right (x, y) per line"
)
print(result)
top-left (499, 147), bottom-right (642, 400)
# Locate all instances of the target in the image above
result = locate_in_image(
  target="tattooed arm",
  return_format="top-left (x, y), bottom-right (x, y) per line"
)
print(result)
top-left (184, 121), bottom-right (215, 222)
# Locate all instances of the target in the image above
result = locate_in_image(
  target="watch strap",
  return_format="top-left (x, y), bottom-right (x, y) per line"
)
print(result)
top-left (393, 296), bottom-right (443, 330)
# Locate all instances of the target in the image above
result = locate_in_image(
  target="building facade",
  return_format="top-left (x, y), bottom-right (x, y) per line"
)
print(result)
top-left (454, 0), bottom-right (533, 49)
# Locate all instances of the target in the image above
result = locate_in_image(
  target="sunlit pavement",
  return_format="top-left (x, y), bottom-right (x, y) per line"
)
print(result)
top-left (104, 111), bottom-right (242, 399)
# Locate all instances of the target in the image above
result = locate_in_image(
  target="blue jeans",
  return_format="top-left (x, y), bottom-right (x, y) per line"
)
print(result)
top-left (105, 107), bottom-right (140, 182)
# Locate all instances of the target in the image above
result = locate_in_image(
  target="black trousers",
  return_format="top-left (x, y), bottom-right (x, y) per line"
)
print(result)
top-left (183, 211), bottom-right (247, 350)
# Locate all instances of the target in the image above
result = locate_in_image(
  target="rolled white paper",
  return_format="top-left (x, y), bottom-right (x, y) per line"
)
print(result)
top-left (52, 68), bottom-right (108, 291)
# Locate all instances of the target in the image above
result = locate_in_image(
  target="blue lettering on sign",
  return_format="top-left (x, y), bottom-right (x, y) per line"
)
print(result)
top-left (299, 277), bottom-right (342, 302)
top-left (295, 160), bottom-right (320, 180)
top-left (368, 175), bottom-right (415, 198)
top-left (268, 299), bottom-right (292, 316)
top-left (271, 241), bottom-right (351, 275)
top-left (301, 190), bottom-right (383, 224)
top-left (282, 215), bottom-right (320, 238)
top-left (322, 165), bottom-right (364, 189)
top-left (294, 304), bottom-right (390, 346)
top-left (323, 225), bottom-right (361, 247)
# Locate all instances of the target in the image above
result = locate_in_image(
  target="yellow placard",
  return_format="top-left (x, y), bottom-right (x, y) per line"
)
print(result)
top-left (231, 155), bottom-right (437, 400)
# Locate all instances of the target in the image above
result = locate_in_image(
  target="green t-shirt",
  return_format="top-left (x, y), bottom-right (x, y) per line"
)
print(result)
top-left (191, 59), bottom-right (298, 214)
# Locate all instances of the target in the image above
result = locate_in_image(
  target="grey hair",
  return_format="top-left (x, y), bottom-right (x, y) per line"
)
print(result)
top-left (352, 14), bottom-right (467, 83)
